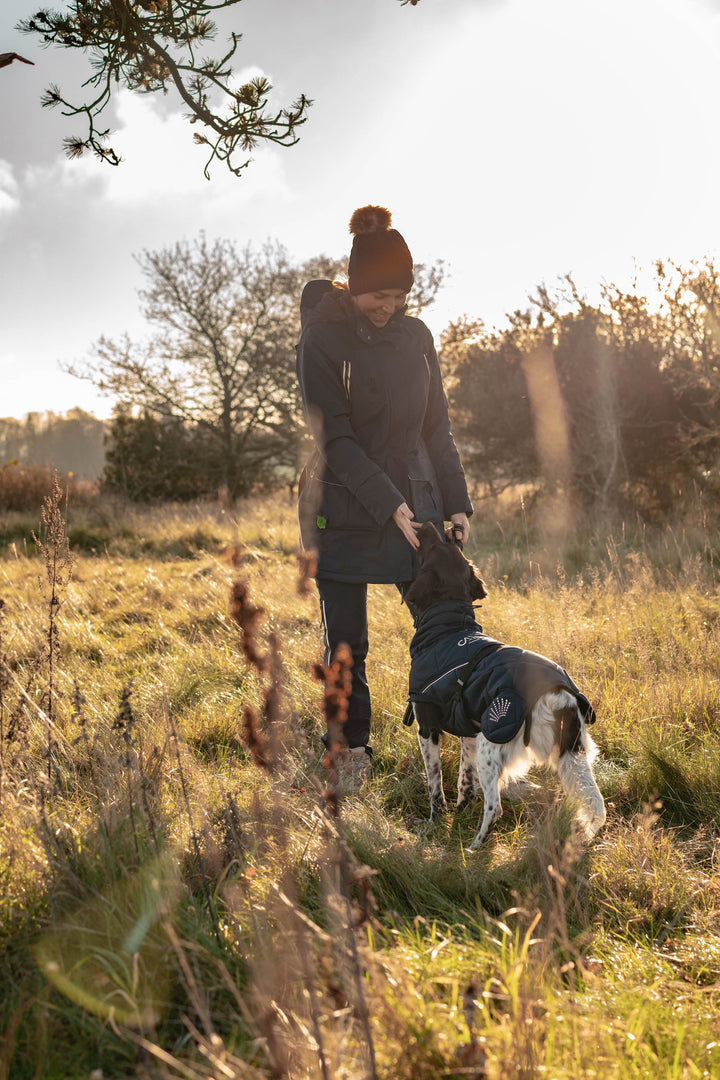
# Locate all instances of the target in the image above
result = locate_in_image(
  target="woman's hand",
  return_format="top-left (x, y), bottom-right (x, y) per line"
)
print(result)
top-left (392, 502), bottom-right (420, 549)
top-left (446, 512), bottom-right (470, 546)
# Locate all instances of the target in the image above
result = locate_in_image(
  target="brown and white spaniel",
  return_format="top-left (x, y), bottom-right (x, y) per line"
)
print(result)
top-left (405, 523), bottom-right (606, 850)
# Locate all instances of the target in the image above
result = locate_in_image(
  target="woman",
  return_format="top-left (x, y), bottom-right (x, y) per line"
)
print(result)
top-left (297, 205), bottom-right (473, 786)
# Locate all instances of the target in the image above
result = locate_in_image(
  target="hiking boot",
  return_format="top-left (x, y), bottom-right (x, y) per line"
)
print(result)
top-left (335, 746), bottom-right (372, 794)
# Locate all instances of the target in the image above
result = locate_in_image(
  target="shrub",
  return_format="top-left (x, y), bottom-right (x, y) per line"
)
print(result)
top-left (0, 464), bottom-right (98, 513)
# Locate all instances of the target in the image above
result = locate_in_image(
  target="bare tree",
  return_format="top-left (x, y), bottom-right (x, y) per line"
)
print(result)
top-left (72, 234), bottom-right (308, 497)
top-left (406, 260), bottom-right (447, 317)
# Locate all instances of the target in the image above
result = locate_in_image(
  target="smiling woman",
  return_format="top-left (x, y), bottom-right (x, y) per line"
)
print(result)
top-left (347, 205), bottom-right (413, 293)
top-left (348, 207), bottom-right (412, 327)
top-left (354, 289), bottom-right (408, 327)
top-left (295, 204), bottom-right (473, 780)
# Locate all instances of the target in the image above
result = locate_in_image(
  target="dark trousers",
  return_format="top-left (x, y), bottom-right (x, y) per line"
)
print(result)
top-left (316, 578), bottom-right (411, 750)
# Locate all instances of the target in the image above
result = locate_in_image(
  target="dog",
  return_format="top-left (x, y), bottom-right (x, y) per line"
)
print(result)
top-left (404, 523), bottom-right (606, 850)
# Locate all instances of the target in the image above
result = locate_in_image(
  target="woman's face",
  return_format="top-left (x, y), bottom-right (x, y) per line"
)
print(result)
top-left (353, 289), bottom-right (407, 328)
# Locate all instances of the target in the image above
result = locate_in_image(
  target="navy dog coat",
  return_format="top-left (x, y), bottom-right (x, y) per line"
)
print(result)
top-left (407, 601), bottom-right (595, 742)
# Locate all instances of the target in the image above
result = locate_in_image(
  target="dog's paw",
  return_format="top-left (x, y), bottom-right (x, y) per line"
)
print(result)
top-left (466, 805), bottom-right (503, 850)
top-left (465, 839), bottom-right (485, 854)
top-left (465, 831), bottom-right (492, 853)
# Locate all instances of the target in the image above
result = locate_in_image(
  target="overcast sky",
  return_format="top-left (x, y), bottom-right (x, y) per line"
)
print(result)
top-left (2, 0), bottom-right (720, 421)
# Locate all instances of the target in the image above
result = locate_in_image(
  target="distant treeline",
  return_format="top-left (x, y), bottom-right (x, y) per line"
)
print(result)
top-left (4, 253), bottom-right (720, 525)
top-left (96, 239), bottom-right (720, 520)
top-left (0, 409), bottom-right (107, 480)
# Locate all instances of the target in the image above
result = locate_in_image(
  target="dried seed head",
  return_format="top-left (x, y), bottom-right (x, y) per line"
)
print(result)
top-left (241, 705), bottom-right (275, 774)
top-left (226, 545), bottom-right (244, 568)
top-left (296, 549), bottom-right (317, 596)
top-left (230, 579), bottom-right (267, 671)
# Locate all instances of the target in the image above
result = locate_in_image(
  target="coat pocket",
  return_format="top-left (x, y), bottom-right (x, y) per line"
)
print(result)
top-left (409, 476), bottom-right (440, 523)
top-left (306, 475), bottom-right (376, 532)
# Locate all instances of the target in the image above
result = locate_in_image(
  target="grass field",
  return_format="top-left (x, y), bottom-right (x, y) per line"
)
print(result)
top-left (1, 489), bottom-right (720, 1079)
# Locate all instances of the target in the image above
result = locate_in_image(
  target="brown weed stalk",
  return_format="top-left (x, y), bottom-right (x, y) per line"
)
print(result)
top-left (32, 473), bottom-right (74, 792)
top-left (244, 627), bottom-right (291, 776)
top-left (167, 706), bottom-right (223, 949)
top-left (226, 572), bottom-right (381, 1078)
top-left (229, 576), bottom-right (332, 1075)
top-left (228, 578), bottom-right (347, 1075)
top-left (230, 580), bottom-right (268, 673)
top-left (110, 682), bottom-right (144, 862)
top-left (317, 813), bottom-right (379, 1080)
top-left (296, 549), bottom-right (317, 597)
top-left (0, 594), bottom-right (47, 772)
top-left (312, 643), bottom-right (352, 817)
top-left (232, 572), bottom-right (292, 774)
top-left (308, 644), bottom-right (378, 1076)
top-left (241, 705), bottom-right (274, 774)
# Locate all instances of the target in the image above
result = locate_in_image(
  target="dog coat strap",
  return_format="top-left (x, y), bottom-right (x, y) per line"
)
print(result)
top-left (576, 691), bottom-right (596, 724)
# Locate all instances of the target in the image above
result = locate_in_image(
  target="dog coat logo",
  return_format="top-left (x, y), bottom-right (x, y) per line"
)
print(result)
top-left (488, 697), bottom-right (512, 724)
top-left (457, 634), bottom-right (484, 647)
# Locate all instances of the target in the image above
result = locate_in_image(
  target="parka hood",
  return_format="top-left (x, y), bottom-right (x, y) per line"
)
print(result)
top-left (300, 280), bottom-right (348, 332)
top-left (299, 278), bottom-right (408, 340)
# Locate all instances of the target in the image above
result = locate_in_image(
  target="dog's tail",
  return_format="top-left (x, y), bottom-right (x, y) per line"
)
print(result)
top-left (555, 704), bottom-right (606, 839)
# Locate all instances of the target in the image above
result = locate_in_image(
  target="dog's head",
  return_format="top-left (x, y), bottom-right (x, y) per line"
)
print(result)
top-left (404, 522), bottom-right (488, 615)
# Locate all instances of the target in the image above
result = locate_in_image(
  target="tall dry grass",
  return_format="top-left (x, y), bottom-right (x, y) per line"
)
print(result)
top-left (0, 491), bottom-right (719, 1078)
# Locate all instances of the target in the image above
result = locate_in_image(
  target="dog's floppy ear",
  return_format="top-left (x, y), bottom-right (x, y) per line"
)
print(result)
top-left (404, 565), bottom-right (440, 614)
top-left (468, 562), bottom-right (488, 602)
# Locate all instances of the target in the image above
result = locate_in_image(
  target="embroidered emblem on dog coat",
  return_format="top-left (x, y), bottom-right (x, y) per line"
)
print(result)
top-left (488, 697), bottom-right (511, 724)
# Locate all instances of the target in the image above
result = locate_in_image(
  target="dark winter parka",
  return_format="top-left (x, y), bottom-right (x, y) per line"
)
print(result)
top-left (296, 282), bottom-right (472, 583)
top-left (408, 601), bottom-right (596, 743)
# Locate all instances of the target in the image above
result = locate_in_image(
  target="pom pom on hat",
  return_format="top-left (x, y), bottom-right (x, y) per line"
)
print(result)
top-left (349, 205), bottom-right (392, 236)
top-left (347, 204), bottom-right (414, 296)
